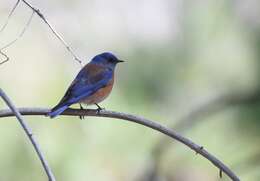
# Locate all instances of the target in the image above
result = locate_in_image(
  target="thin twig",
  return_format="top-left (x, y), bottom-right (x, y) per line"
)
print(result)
top-left (0, 90), bottom-right (56, 181)
top-left (0, 50), bottom-right (9, 65)
top-left (0, 0), bottom-right (21, 33)
top-left (21, 0), bottom-right (82, 65)
top-left (0, 0), bottom-right (82, 65)
top-left (1, 11), bottom-right (35, 51)
top-left (0, 0), bottom-right (21, 65)
top-left (0, 107), bottom-right (240, 181)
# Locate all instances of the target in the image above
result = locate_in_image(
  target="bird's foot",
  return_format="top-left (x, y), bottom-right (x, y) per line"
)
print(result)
top-left (79, 115), bottom-right (85, 120)
top-left (95, 103), bottom-right (105, 114)
top-left (79, 104), bottom-right (85, 119)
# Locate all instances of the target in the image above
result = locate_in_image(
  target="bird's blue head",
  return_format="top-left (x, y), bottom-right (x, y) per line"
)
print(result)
top-left (91, 52), bottom-right (124, 69)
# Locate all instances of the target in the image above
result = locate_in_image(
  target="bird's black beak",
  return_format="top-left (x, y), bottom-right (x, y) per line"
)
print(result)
top-left (117, 59), bottom-right (125, 63)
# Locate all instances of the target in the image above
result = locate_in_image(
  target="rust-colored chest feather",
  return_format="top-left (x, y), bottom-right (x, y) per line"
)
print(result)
top-left (80, 74), bottom-right (114, 105)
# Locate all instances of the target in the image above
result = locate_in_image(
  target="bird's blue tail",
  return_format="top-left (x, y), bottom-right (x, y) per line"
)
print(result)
top-left (48, 104), bottom-right (69, 118)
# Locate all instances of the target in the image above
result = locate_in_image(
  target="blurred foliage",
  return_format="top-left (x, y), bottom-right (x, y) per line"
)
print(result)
top-left (1, 0), bottom-right (260, 181)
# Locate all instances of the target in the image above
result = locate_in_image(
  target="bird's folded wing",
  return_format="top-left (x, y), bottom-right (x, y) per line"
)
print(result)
top-left (58, 66), bottom-right (113, 106)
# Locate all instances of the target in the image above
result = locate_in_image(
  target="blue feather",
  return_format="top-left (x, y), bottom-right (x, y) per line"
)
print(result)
top-left (48, 105), bottom-right (69, 118)
top-left (49, 52), bottom-right (120, 118)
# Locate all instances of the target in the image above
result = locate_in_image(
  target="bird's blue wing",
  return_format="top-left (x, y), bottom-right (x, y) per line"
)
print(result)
top-left (48, 64), bottom-right (113, 118)
top-left (66, 70), bottom-right (113, 104)
top-left (57, 64), bottom-right (113, 106)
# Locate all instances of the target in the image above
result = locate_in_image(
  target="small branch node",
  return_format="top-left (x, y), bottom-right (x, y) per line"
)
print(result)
top-left (220, 169), bottom-right (223, 178)
top-left (195, 146), bottom-right (204, 155)
top-left (35, 9), bottom-right (44, 19)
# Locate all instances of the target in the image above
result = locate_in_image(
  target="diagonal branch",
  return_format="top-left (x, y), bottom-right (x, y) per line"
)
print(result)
top-left (0, 89), bottom-right (56, 181)
top-left (0, 0), bottom-right (82, 65)
top-left (152, 91), bottom-right (260, 161)
top-left (143, 90), bottom-right (260, 181)
top-left (1, 11), bottom-right (35, 51)
top-left (21, 0), bottom-right (82, 65)
top-left (0, 0), bottom-right (20, 33)
top-left (0, 107), bottom-right (240, 181)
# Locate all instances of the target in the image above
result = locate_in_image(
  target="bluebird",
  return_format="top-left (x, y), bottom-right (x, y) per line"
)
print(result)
top-left (48, 52), bottom-right (124, 118)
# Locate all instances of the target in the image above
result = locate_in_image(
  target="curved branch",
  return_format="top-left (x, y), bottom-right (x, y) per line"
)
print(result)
top-left (145, 91), bottom-right (260, 181)
top-left (0, 107), bottom-right (240, 181)
top-left (0, 90), bottom-right (56, 181)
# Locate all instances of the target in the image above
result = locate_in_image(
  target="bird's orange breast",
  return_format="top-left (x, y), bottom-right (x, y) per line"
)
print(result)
top-left (80, 75), bottom-right (114, 105)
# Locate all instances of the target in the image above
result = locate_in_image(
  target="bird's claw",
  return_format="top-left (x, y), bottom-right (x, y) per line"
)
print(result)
top-left (79, 104), bottom-right (85, 119)
top-left (95, 103), bottom-right (105, 114)
top-left (96, 107), bottom-right (105, 114)
top-left (79, 115), bottom-right (85, 120)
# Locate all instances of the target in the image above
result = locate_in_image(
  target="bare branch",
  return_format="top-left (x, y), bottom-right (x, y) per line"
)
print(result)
top-left (1, 11), bottom-right (35, 51)
top-left (152, 91), bottom-right (260, 157)
top-left (0, 90), bottom-right (56, 181)
top-left (143, 91), bottom-right (260, 181)
top-left (0, 0), bottom-right (82, 65)
top-left (0, 107), bottom-right (240, 181)
top-left (21, 0), bottom-right (82, 65)
top-left (0, 0), bottom-right (21, 33)
top-left (0, 0), bottom-right (21, 65)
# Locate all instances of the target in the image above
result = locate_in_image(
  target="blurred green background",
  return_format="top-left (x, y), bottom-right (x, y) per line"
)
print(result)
top-left (1, 0), bottom-right (260, 180)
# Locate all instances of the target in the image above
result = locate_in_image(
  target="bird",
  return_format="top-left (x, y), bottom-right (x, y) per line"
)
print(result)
top-left (48, 52), bottom-right (124, 118)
